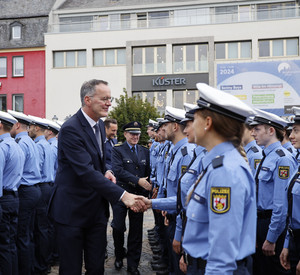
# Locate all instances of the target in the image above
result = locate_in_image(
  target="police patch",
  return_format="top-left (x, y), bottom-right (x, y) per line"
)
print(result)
top-left (181, 165), bottom-right (187, 174)
top-left (210, 187), bottom-right (231, 214)
top-left (254, 159), bottom-right (261, 170)
top-left (278, 166), bottom-right (290, 179)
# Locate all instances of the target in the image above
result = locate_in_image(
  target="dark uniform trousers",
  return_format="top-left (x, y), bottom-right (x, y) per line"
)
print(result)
top-left (287, 228), bottom-right (300, 274)
top-left (0, 191), bottom-right (19, 275)
top-left (111, 143), bottom-right (150, 269)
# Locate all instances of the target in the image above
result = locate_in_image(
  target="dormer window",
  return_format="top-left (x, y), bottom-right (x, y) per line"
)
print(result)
top-left (11, 22), bottom-right (22, 40)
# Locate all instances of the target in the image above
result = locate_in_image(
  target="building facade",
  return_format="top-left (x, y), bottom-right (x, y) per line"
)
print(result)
top-left (45, 0), bottom-right (300, 120)
top-left (0, 0), bottom-right (55, 117)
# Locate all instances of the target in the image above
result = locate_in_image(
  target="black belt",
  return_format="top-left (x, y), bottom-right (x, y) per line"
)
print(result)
top-left (3, 190), bottom-right (18, 196)
top-left (38, 182), bottom-right (51, 186)
top-left (288, 227), bottom-right (300, 239)
top-left (166, 213), bottom-right (177, 222)
top-left (257, 210), bottom-right (272, 219)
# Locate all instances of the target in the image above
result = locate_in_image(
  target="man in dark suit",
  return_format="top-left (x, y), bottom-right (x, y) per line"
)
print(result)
top-left (48, 79), bottom-right (145, 275)
top-left (111, 122), bottom-right (152, 275)
top-left (104, 118), bottom-right (118, 170)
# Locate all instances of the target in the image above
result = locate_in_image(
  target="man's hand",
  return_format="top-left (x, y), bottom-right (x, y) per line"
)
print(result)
top-left (138, 196), bottom-right (152, 209)
top-left (151, 187), bottom-right (158, 199)
top-left (173, 239), bottom-right (181, 255)
top-left (262, 240), bottom-right (276, 256)
top-left (138, 177), bottom-right (152, 191)
top-left (280, 248), bottom-right (290, 270)
top-left (162, 211), bottom-right (169, 226)
top-left (121, 192), bottom-right (147, 212)
top-left (179, 255), bottom-right (187, 274)
top-left (105, 170), bottom-right (116, 183)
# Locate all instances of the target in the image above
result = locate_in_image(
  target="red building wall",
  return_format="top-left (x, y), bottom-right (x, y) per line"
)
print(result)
top-left (0, 50), bottom-right (45, 117)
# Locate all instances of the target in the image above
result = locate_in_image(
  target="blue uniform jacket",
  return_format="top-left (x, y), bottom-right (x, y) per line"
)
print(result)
top-left (244, 140), bottom-right (263, 176)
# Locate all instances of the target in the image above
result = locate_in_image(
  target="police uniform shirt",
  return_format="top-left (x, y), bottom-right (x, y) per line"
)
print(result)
top-left (182, 142), bottom-right (256, 273)
top-left (0, 133), bottom-right (25, 191)
top-left (244, 140), bottom-right (263, 176)
top-left (34, 135), bottom-right (55, 183)
top-left (15, 131), bottom-right (41, 186)
top-left (255, 141), bottom-right (297, 243)
top-left (283, 141), bottom-right (298, 157)
top-left (149, 141), bottom-right (160, 184)
top-left (48, 136), bottom-right (58, 178)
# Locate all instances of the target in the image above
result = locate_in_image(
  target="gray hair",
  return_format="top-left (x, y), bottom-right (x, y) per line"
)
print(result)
top-left (80, 79), bottom-right (108, 106)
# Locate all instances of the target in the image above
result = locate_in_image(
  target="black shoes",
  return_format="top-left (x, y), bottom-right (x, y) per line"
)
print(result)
top-left (127, 266), bottom-right (140, 275)
top-left (114, 259), bottom-right (123, 270)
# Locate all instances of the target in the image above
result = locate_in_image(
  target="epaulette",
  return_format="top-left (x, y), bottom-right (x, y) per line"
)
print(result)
top-left (142, 145), bottom-right (149, 149)
top-left (250, 146), bottom-right (259, 153)
top-left (114, 143), bottom-right (122, 147)
top-left (287, 148), bottom-right (293, 153)
top-left (181, 146), bottom-right (188, 156)
top-left (15, 138), bottom-right (21, 143)
top-left (0, 139), bottom-right (3, 143)
top-left (276, 149), bottom-right (285, 157)
top-left (212, 155), bottom-right (224, 169)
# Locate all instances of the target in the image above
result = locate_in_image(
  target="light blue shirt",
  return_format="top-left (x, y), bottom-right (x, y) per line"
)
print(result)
top-left (283, 141), bottom-right (297, 157)
top-left (0, 133), bottom-right (25, 191)
top-left (48, 137), bottom-right (58, 178)
top-left (16, 131), bottom-right (41, 186)
top-left (244, 140), bottom-right (263, 176)
top-left (150, 141), bottom-right (160, 184)
top-left (182, 142), bottom-right (256, 274)
top-left (34, 135), bottom-right (55, 183)
top-left (255, 141), bottom-right (297, 243)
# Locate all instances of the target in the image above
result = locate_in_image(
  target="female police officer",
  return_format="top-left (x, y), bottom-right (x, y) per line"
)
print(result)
top-left (179, 83), bottom-right (257, 275)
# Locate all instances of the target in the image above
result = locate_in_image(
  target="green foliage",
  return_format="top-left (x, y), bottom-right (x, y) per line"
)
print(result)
top-left (108, 89), bottom-right (160, 145)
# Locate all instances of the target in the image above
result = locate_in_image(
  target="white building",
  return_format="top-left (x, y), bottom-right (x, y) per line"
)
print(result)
top-left (45, 0), bottom-right (300, 120)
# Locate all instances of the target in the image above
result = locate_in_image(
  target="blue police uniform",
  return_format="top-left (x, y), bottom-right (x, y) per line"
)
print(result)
top-left (283, 141), bottom-right (298, 157)
top-left (48, 136), bottom-right (58, 177)
top-left (105, 137), bottom-right (117, 170)
top-left (244, 139), bottom-right (263, 176)
top-left (150, 140), bottom-right (160, 184)
top-left (0, 131), bottom-right (25, 275)
top-left (111, 121), bottom-right (151, 273)
top-left (182, 142), bottom-right (256, 275)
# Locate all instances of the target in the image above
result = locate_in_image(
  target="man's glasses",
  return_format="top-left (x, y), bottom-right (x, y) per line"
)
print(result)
top-left (89, 96), bottom-right (114, 103)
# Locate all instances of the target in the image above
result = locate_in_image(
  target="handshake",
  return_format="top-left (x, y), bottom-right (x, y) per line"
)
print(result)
top-left (121, 192), bottom-right (152, 212)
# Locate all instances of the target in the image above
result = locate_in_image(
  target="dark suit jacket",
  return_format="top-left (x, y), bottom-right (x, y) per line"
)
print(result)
top-left (105, 138), bottom-right (117, 170)
top-left (49, 109), bottom-right (124, 227)
top-left (112, 142), bottom-right (150, 196)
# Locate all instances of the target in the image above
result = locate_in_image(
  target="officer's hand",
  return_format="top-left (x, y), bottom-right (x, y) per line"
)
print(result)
top-left (172, 239), bottom-right (181, 254)
top-left (138, 196), bottom-right (152, 209)
top-left (121, 192), bottom-right (147, 212)
top-left (280, 248), bottom-right (290, 270)
top-left (138, 177), bottom-right (152, 191)
top-left (296, 260), bottom-right (300, 275)
top-left (151, 187), bottom-right (158, 199)
top-left (105, 170), bottom-right (116, 183)
top-left (179, 255), bottom-right (187, 274)
top-left (262, 240), bottom-right (276, 256)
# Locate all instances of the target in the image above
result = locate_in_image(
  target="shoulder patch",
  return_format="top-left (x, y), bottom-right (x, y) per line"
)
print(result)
top-left (212, 155), bottom-right (224, 169)
top-left (210, 187), bottom-right (231, 214)
top-left (278, 166), bottom-right (290, 179)
top-left (276, 149), bottom-right (285, 157)
top-left (254, 159), bottom-right (261, 169)
top-left (181, 146), bottom-right (188, 156)
top-left (251, 146), bottom-right (259, 153)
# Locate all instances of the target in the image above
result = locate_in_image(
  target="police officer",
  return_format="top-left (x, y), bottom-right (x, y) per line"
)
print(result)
top-left (176, 83), bottom-right (257, 274)
top-left (242, 117), bottom-right (263, 176)
top-left (280, 106), bottom-right (300, 274)
top-left (0, 111), bottom-right (25, 275)
top-left (111, 121), bottom-right (151, 275)
top-left (251, 109), bottom-right (298, 275)
top-left (8, 110), bottom-right (43, 275)
top-left (28, 115), bottom-right (55, 275)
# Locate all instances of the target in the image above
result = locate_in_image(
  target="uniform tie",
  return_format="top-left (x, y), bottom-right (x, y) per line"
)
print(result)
top-left (255, 150), bottom-right (266, 197)
top-left (131, 146), bottom-right (138, 162)
top-left (93, 123), bottom-right (103, 158)
top-left (287, 166), bottom-right (300, 219)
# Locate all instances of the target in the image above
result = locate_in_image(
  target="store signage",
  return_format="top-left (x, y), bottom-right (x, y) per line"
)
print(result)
top-left (152, 76), bottom-right (186, 86)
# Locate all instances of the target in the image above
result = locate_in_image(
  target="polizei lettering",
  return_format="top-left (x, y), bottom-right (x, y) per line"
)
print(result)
top-left (152, 76), bottom-right (186, 86)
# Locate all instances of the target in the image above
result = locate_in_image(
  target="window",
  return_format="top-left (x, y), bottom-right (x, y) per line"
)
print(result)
top-left (0, 95), bottom-right (7, 111)
top-left (53, 50), bottom-right (86, 68)
top-left (215, 6), bottom-right (238, 23)
top-left (12, 25), bottom-right (21, 39)
top-left (0, 57), bottom-right (7, 77)
top-left (174, 8), bottom-right (210, 26)
top-left (258, 38), bottom-right (298, 58)
top-left (173, 90), bottom-right (199, 109)
top-left (12, 56), bottom-right (24, 77)
top-left (137, 13), bottom-right (147, 28)
top-left (133, 46), bottom-right (166, 75)
top-left (121, 14), bottom-right (131, 29)
top-left (148, 11), bottom-right (169, 28)
top-left (93, 48), bottom-right (126, 66)
top-left (59, 16), bottom-right (93, 32)
top-left (132, 91), bottom-right (166, 114)
top-left (257, 2), bottom-right (296, 20)
top-left (215, 41), bottom-right (251, 60)
top-left (12, 94), bottom-right (24, 112)
top-left (173, 44), bottom-right (208, 73)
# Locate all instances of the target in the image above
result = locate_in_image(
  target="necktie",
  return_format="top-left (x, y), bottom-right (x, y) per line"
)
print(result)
top-left (131, 146), bottom-right (138, 162)
top-left (255, 150), bottom-right (266, 197)
top-left (287, 167), bottom-right (300, 219)
top-left (94, 123), bottom-right (103, 158)
top-left (296, 150), bottom-right (300, 160)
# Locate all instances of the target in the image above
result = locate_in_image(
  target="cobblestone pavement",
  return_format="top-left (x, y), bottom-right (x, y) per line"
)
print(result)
top-left (50, 209), bottom-right (156, 275)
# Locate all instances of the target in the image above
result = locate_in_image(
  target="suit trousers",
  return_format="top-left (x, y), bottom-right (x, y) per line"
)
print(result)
top-left (111, 200), bottom-right (144, 268)
top-left (55, 221), bottom-right (107, 275)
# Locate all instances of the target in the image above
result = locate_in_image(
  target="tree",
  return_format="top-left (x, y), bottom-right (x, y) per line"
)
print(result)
top-left (108, 89), bottom-right (160, 145)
